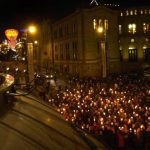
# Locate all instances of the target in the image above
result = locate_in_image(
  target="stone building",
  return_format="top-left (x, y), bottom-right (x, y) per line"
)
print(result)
top-left (52, 6), bottom-right (120, 78)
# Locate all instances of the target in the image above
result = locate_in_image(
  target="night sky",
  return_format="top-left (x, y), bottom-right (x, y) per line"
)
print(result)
top-left (0, 0), bottom-right (150, 38)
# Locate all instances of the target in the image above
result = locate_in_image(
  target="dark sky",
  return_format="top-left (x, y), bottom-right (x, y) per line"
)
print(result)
top-left (0, 0), bottom-right (150, 35)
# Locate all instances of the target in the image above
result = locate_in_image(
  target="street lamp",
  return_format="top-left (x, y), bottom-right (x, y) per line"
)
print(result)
top-left (95, 20), bottom-right (108, 78)
top-left (26, 25), bottom-right (37, 84)
top-left (28, 26), bottom-right (37, 34)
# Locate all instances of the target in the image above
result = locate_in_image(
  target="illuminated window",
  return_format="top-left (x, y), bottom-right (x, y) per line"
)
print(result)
top-left (144, 9), bottom-right (147, 14)
top-left (131, 38), bottom-right (135, 43)
top-left (120, 12), bottom-right (123, 16)
top-left (143, 22), bottom-right (150, 33)
top-left (119, 25), bottom-right (122, 34)
top-left (134, 10), bottom-right (137, 15)
top-left (128, 48), bottom-right (137, 62)
top-left (149, 9), bottom-right (150, 14)
top-left (128, 24), bottom-right (136, 34)
top-left (104, 19), bottom-right (108, 31)
top-left (126, 10), bottom-right (129, 16)
top-left (93, 19), bottom-right (97, 30)
top-left (141, 10), bottom-right (143, 14)
top-left (130, 10), bottom-right (133, 15)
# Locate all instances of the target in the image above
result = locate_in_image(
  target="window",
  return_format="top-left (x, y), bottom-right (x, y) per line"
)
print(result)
top-left (143, 47), bottom-right (150, 61)
top-left (54, 30), bottom-right (58, 39)
top-left (72, 22), bottom-right (76, 34)
top-left (93, 19), bottom-right (97, 30)
top-left (134, 10), bottom-right (137, 15)
top-left (55, 45), bottom-right (58, 60)
top-left (66, 43), bottom-right (70, 60)
top-left (128, 49), bottom-right (137, 62)
top-left (120, 12), bottom-right (123, 16)
top-left (143, 22), bottom-right (150, 33)
top-left (126, 10), bottom-right (129, 16)
top-left (128, 24), bottom-right (136, 34)
top-left (60, 44), bottom-right (64, 60)
top-left (130, 10), bottom-right (133, 15)
top-left (59, 27), bottom-right (63, 38)
top-left (93, 19), bottom-right (103, 30)
top-left (119, 25), bottom-right (122, 34)
top-left (72, 41), bottom-right (78, 61)
top-left (144, 9), bottom-right (147, 14)
top-left (140, 10), bottom-right (143, 14)
top-left (64, 24), bottom-right (69, 36)
top-left (119, 46), bottom-right (123, 62)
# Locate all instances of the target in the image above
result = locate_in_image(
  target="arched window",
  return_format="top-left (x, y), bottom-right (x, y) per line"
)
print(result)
top-left (128, 24), bottom-right (136, 34)
top-left (143, 39), bottom-right (150, 61)
top-left (128, 40), bottom-right (137, 62)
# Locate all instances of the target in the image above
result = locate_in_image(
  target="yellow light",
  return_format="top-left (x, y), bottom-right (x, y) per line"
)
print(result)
top-left (34, 40), bottom-right (38, 44)
top-left (28, 25), bottom-right (36, 34)
top-left (97, 26), bottom-right (103, 33)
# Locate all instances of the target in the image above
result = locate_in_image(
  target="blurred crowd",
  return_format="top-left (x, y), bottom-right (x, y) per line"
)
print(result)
top-left (47, 74), bottom-right (150, 150)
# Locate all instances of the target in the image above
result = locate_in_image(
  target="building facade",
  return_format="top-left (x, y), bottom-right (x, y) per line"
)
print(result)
top-left (52, 6), bottom-right (120, 78)
top-left (118, 6), bottom-right (150, 72)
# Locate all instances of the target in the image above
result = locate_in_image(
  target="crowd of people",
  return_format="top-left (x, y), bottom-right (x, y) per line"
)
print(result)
top-left (46, 73), bottom-right (150, 150)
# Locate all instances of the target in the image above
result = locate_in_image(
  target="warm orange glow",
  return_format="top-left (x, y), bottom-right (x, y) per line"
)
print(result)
top-left (5, 29), bottom-right (19, 40)
top-left (28, 25), bottom-right (37, 34)
top-left (97, 26), bottom-right (103, 33)
top-left (5, 29), bottom-right (19, 50)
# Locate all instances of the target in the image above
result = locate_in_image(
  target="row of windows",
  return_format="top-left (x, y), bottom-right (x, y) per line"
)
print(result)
top-left (120, 48), bottom-right (150, 62)
top-left (54, 42), bottom-right (78, 61)
top-left (120, 9), bottom-right (150, 16)
top-left (93, 19), bottom-right (108, 33)
top-left (119, 22), bottom-right (150, 34)
top-left (53, 22), bottom-right (77, 39)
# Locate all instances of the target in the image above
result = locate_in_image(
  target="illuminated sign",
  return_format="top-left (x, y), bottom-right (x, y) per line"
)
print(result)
top-left (5, 29), bottom-right (19, 50)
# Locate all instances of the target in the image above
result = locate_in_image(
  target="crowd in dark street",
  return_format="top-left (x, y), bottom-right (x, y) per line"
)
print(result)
top-left (45, 73), bottom-right (150, 150)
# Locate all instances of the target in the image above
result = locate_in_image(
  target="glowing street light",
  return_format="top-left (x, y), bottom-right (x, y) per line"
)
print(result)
top-left (26, 25), bottom-right (37, 84)
top-left (28, 25), bottom-right (37, 34)
top-left (95, 20), bottom-right (108, 78)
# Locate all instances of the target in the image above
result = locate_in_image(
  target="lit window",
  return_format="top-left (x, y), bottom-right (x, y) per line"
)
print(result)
top-left (130, 10), bottom-right (133, 15)
top-left (126, 10), bottom-right (129, 16)
top-left (104, 19), bottom-right (108, 31)
top-left (149, 9), bottom-right (150, 14)
top-left (143, 22), bottom-right (150, 33)
top-left (131, 38), bottom-right (135, 43)
top-left (128, 24), bottom-right (136, 34)
top-left (120, 12), bottom-right (123, 16)
top-left (141, 10), bottom-right (143, 14)
top-left (134, 10), bottom-right (137, 15)
top-left (119, 25), bottom-right (122, 34)
top-left (93, 19), bottom-right (97, 30)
